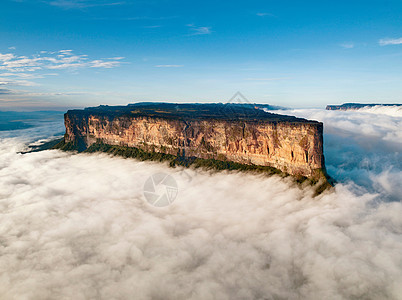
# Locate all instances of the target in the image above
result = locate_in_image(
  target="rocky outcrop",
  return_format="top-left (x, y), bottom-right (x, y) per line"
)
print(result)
top-left (62, 103), bottom-right (327, 180)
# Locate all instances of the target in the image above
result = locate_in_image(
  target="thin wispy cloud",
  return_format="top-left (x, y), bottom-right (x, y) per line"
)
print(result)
top-left (91, 16), bottom-right (177, 21)
top-left (16, 91), bottom-right (95, 97)
top-left (107, 57), bottom-right (125, 60)
top-left (47, 0), bottom-right (125, 9)
top-left (245, 77), bottom-right (290, 81)
top-left (0, 88), bottom-right (14, 95)
top-left (0, 72), bottom-right (43, 79)
top-left (154, 65), bottom-right (183, 68)
top-left (0, 77), bottom-right (38, 87)
top-left (143, 25), bottom-right (162, 29)
top-left (0, 50), bottom-right (124, 73)
top-left (0, 87), bottom-right (106, 99)
top-left (379, 37), bottom-right (402, 46)
top-left (59, 49), bottom-right (74, 55)
top-left (187, 24), bottom-right (212, 35)
top-left (256, 12), bottom-right (274, 17)
top-left (89, 60), bottom-right (121, 68)
top-left (0, 50), bottom-right (125, 99)
top-left (340, 42), bottom-right (355, 49)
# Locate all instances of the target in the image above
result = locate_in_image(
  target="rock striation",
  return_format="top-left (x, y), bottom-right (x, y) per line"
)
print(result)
top-left (61, 103), bottom-right (328, 180)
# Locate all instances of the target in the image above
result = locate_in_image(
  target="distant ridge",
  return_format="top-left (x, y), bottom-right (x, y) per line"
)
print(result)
top-left (326, 103), bottom-right (402, 111)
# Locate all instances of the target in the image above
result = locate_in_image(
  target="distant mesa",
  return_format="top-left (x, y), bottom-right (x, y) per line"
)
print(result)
top-left (54, 102), bottom-right (332, 192)
top-left (326, 103), bottom-right (402, 111)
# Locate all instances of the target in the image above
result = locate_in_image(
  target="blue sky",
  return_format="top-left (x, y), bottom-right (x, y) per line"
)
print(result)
top-left (1, 0), bottom-right (402, 110)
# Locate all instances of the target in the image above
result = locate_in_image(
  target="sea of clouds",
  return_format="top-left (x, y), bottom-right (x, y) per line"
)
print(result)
top-left (356, 105), bottom-right (402, 118)
top-left (0, 108), bottom-right (401, 299)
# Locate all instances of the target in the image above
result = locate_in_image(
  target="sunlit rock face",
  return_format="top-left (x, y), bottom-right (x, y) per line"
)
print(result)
top-left (64, 103), bottom-right (325, 179)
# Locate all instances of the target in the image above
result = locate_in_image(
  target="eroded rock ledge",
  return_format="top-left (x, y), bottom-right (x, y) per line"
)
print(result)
top-left (57, 102), bottom-right (330, 183)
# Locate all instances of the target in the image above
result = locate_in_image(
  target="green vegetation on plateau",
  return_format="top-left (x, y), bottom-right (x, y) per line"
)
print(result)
top-left (67, 102), bottom-right (317, 124)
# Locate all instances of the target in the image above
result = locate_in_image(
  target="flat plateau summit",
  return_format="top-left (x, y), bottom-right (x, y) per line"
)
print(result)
top-left (57, 103), bottom-right (330, 187)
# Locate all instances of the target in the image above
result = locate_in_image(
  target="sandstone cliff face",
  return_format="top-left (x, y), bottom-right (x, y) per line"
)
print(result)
top-left (64, 109), bottom-right (325, 179)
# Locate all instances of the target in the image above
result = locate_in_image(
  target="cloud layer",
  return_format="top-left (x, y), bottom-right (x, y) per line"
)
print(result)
top-left (0, 108), bottom-right (401, 299)
top-left (268, 108), bottom-right (402, 200)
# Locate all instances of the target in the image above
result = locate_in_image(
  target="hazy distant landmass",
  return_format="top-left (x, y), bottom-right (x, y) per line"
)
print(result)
top-left (326, 103), bottom-right (402, 111)
top-left (0, 112), bottom-right (35, 131)
top-left (225, 103), bottom-right (288, 111)
top-left (0, 111), bottom-right (64, 131)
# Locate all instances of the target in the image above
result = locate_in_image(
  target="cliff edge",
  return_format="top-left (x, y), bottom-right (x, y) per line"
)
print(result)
top-left (58, 103), bottom-right (329, 182)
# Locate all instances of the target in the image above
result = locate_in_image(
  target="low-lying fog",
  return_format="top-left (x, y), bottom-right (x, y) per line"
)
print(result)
top-left (0, 107), bottom-right (401, 299)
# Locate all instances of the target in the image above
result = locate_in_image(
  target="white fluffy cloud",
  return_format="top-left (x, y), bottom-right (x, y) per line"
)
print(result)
top-left (0, 108), bottom-right (401, 299)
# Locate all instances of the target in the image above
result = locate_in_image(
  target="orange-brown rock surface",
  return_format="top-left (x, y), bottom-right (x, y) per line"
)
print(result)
top-left (63, 103), bottom-right (326, 179)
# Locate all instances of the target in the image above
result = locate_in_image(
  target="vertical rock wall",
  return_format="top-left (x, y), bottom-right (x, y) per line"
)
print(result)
top-left (64, 112), bottom-right (325, 178)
